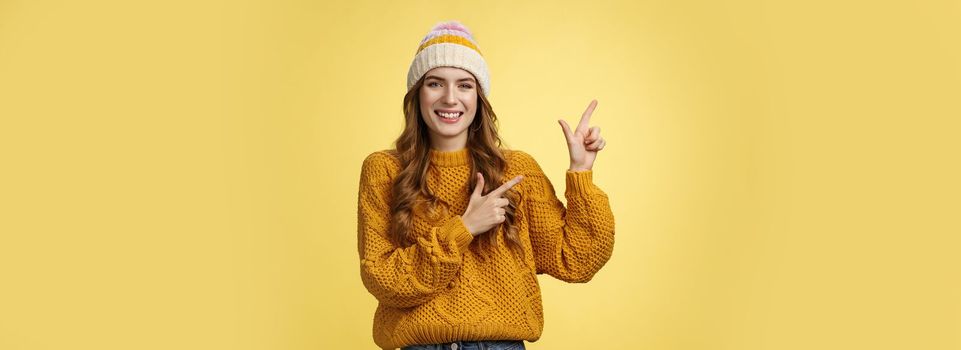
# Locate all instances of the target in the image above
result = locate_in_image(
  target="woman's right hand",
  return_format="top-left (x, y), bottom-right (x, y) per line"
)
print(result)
top-left (461, 172), bottom-right (524, 236)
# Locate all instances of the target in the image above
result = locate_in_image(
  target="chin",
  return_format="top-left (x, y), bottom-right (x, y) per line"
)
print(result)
top-left (440, 130), bottom-right (467, 137)
top-left (433, 127), bottom-right (466, 136)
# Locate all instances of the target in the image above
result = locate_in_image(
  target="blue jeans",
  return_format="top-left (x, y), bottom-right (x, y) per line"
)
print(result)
top-left (401, 339), bottom-right (526, 350)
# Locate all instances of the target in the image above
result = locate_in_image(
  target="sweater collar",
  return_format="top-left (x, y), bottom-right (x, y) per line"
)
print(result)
top-left (429, 147), bottom-right (470, 167)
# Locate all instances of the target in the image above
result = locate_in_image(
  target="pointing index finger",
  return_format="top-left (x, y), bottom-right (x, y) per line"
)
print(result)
top-left (577, 99), bottom-right (598, 133)
top-left (488, 175), bottom-right (524, 197)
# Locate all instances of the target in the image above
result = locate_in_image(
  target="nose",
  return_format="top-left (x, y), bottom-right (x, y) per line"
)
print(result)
top-left (443, 85), bottom-right (457, 104)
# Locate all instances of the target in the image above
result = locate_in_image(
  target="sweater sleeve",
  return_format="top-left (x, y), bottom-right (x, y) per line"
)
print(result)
top-left (521, 153), bottom-right (616, 283)
top-left (357, 151), bottom-right (475, 308)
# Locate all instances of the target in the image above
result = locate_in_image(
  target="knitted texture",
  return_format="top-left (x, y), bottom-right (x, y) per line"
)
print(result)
top-left (357, 148), bottom-right (616, 350)
top-left (407, 20), bottom-right (491, 97)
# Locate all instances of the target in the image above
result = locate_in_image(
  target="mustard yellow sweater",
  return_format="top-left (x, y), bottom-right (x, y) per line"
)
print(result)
top-left (357, 147), bottom-right (615, 350)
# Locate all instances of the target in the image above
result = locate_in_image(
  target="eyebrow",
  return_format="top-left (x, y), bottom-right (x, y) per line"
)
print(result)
top-left (424, 75), bottom-right (476, 83)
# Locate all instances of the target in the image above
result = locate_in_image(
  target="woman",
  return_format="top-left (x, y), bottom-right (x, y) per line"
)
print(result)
top-left (357, 20), bottom-right (615, 350)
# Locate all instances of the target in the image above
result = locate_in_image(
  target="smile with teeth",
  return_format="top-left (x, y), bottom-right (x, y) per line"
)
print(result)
top-left (436, 111), bottom-right (463, 120)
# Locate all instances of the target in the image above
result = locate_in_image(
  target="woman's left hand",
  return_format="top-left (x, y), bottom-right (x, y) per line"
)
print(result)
top-left (558, 99), bottom-right (606, 172)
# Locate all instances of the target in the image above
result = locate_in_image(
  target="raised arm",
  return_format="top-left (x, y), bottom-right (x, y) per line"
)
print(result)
top-left (357, 151), bottom-right (474, 308)
top-left (520, 152), bottom-right (615, 283)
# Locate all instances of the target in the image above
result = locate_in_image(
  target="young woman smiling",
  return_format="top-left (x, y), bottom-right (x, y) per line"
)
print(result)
top-left (357, 20), bottom-right (614, 350)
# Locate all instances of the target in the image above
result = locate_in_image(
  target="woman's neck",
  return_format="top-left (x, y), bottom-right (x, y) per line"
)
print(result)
top-left (428, 133), bottom-right (467, 152)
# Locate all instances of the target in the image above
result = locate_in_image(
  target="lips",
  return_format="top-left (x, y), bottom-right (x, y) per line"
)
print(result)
top-left (435, 110), bottom-right (463, 124)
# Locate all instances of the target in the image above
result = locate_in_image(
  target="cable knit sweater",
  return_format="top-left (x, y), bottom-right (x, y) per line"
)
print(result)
top-left (357, 147), bottom-right (615, 350)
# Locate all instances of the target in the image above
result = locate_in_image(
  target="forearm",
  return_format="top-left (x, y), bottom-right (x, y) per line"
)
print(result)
top-left (530, 170), bottom-right (615, 282)
top-left (359, 215), bottom-right (474, 308)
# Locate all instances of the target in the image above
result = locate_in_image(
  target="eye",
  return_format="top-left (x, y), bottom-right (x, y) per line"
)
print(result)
top-left (460, 84), bottom-right (474, 89)
top-left (427, 82), bottom-right (440, 87)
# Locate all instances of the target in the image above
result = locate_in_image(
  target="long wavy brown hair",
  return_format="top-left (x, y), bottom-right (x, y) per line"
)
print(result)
top-left (388, 74), bottom-right (523, 262)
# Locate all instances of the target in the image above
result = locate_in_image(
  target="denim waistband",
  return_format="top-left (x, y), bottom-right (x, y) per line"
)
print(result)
top-left (401, 339), bottom-right (525, 350)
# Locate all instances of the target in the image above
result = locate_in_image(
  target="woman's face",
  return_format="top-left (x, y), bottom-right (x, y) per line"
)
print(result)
top-left (418, 67), bottom-right (479, 150)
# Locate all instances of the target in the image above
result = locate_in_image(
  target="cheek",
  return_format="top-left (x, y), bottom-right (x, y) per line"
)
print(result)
top-left (463, 95), bottom-right (478, 111)
top-left (419, 96), bottom-right (433, 117)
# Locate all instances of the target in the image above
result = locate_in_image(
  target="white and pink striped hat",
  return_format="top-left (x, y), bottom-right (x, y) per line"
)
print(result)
top-left (406, 20), bottom-right (491, 97)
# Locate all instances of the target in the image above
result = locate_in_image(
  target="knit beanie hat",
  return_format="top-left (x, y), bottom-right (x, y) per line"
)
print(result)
top-left (406, 20), bottom-right (491, 97)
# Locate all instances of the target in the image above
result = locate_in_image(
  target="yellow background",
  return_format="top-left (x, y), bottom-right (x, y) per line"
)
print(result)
top-left (1, 0), bottom-right (959, 349)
